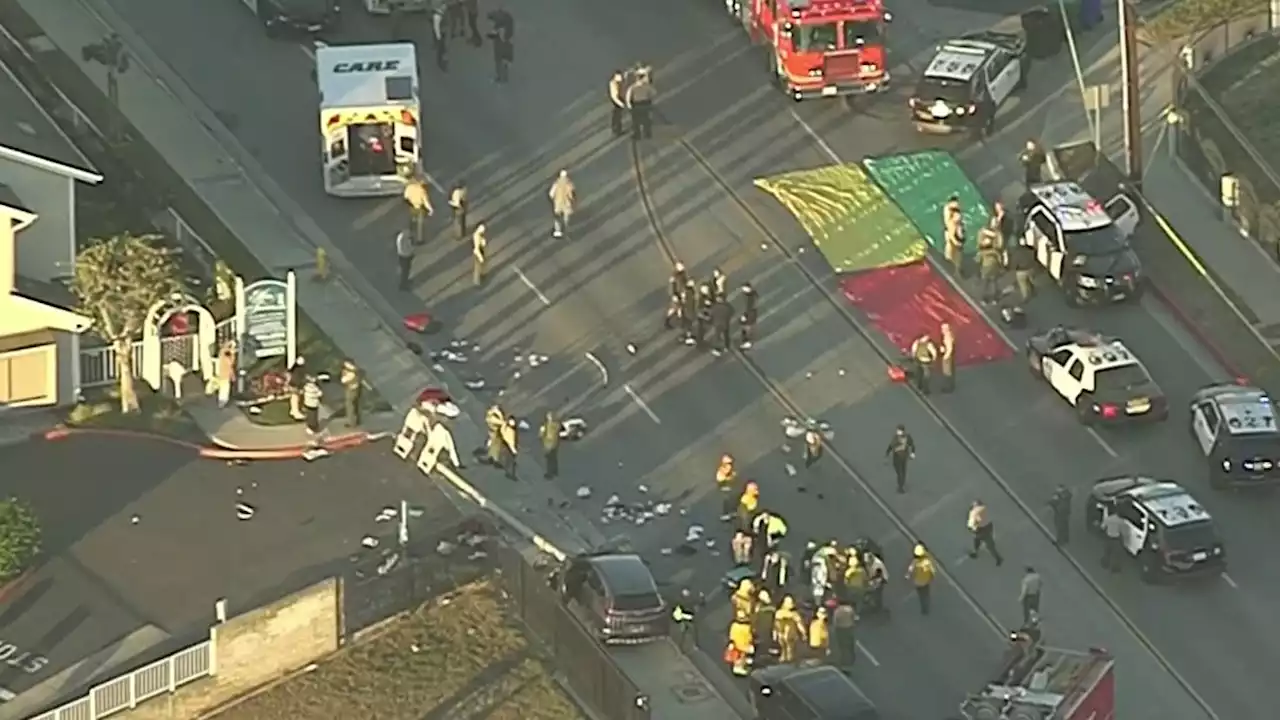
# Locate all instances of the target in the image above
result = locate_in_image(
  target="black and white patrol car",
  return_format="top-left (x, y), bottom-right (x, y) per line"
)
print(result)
top-left (1086, 476), bottom-right (1225, 582)
top-left (909, 31), bottom-right (1028, 135)
top-left (1190, 383), bottom-right (1280, 489)
top-left (1026, 326), bottom-right (1167, 424)
top-left (240, 0), bottom-right (340, 37)
top-left (1017, 181), bottom-right (1142, 305)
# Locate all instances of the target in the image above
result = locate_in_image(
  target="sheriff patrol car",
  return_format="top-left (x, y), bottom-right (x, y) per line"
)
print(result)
top-left (1025, 326), bottom-right (1167, 424)
top-left (909, 31), bottom-right (1027, 135)
top-left (1017, 181), bottom-right (1143, 305)
top-left (1190, 383), bottom-right (1280, 489)
top-left (240, 0), bottom-right (339, 36)
top-left (1087, 476), bottom-right (1224, 582)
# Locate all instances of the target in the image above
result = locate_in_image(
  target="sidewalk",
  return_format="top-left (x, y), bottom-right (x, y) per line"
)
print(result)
top-left (9, 0), bottom-right (607, 559)
top-left (1144, 136), bottom-right (1280, 344)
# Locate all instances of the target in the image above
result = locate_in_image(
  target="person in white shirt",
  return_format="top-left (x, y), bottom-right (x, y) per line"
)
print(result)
top-left (549, 170), bottom-right (575, 238)
top-left (395, 230), bottom-right (415, 291)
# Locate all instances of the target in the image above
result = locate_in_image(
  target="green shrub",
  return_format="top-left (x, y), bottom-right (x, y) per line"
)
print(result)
top-left (0, 499), bottom-right (40, 581)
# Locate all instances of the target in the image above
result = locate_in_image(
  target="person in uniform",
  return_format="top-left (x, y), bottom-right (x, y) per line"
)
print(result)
top-left (943, 195), bottom-right (965, 276)
top-left (1048, 484), bottom-right (1073, 546)
top-left (726, 620), bottom-right (754, 676)
top-left (809, 545), bottom-right (832, 608)
top-left (736, 480), bottom-right (760, 531)
top-left (626, 66), bottom-right (656, 139)
top-left (938, 323), bottom-right (956, 393)
top-left (732, 530), bottom-right (754, 566)
top-left (449, 182), bottom-right (469, 239)
top-left (761, 547), bottom-right (792, 595)
top-left (431, 3), bottom-right (449, 71)
top-left (808, 607), bottom-right (830, 661)
top-left (680, 278), bottom-right (699, 345)
top-left (831, 603), bottom-right (857, 666)
top-left (499, 416), bottom-right (519, 480)
top-left (472, 223), bottom-right (488, 286)
top-left (803, 424), bottom-right (823, 469)
top-left (905, 544), bottom-right (936, 614)
top-left (753, 590), bottom-right (777, 660)
top-left (730, 578), bottom-right (757, 623)
top-left (909, 333), bottom-right (938, 394)
top-left (484, 404), bottom-right (506, 466)
top-left (716, 453), bottom-right (737, 522)
top-left (694, 283), bottom-right (714, 347)
top-left (463, 0), bottom-right (482, 45)
top-left (1101, 508), bottom-right (1124, 571)
top-left (977, 234), bottom-right (1004, 304)
top-left (340, 359), bottom-right (362, 427)
top-left (989, 200), bottom-right (1013, 252)
top-left (739, 283), bottom-right (758, 349)
top-left (608, 70), bottom-right (627, 136)
top-left (485, 14), bottom-right (514, 83)
top-left (539, 410), bottom-right (562, 479)
top-left (1019, 139), bottom-right (1046, 186)
top-left (967, 499), bottom-right (1004, 565)
top-left (773, 596), bottom-right (806, 664)
top-left (672, 588), bottom-right (698, 649)
top-left (864, 552), bottom-right (888, 614)
top-left (445, 0), bottom-right (465, 37)
top-left (711, 268), bottom-right (728, 301)
top-left (1019, 566), bottom-right (1042, 624)
top-left (710, 298), bottom-right (733, 357)
top-left (1008, 240), bottom-right (1036, 303)
top-left (885, 424), bottom-right (915, 493)
top-left (664, 261), bottom-right (687, 329)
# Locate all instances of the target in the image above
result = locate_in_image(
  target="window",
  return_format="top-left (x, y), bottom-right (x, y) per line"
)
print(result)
top-left (984, 50), bottom-right (1010, 82)
top-left (612, 592), bottom-right (661, 612)
top-left (1115, 498), bottom-right (1144, 526)
top-left (1162, 522), bottom-right (1218, 552)
top-left (384, 76), bottom-right (413, 101)
top-left (1063, 224), bottom-right (1128, 255)
top-left (585, 570), bottom-right (605, 599)
top-left (915, 77), bottom-right (972, 104)
top-left (792, 22), bottom-right (838, 52)
top-left (1068, 359), bottom-right (1085, 381)
top-left (1048, 349), bottom-right (1073, 367)
top-left (1030, 210), bottom-right (1058, 245)
top-left (1199, 402), bottom-right (1221, 434)
top-left (328, 138), bottom-right (346, 160)
top-left (842, 19), bottom-right (882, 47)
top-left (1094, 365), bottom-right (1151, 393)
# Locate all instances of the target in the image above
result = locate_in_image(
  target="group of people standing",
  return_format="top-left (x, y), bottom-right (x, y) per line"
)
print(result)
top-left (423, 0), bottom-right (514, 82)
top-left (481, 403), bottom-right (564, 480)
top-left (665, 262), bottom-right (758, 354)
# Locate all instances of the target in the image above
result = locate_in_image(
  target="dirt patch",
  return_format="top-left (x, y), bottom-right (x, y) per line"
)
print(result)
top-left (209, 577), bottom-right (586, 720)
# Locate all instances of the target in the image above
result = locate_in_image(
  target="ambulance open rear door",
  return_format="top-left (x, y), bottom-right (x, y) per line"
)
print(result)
top-left (393, 109), bottom-right (420, 177)
top-left (324, 120), bottom-right (350, 193)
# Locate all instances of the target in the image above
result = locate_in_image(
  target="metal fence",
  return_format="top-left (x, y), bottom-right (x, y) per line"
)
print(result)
top-left (79, 318), bottom-right (237, 389)
top-left (1174, 29), bottom-right (1280, 259)
top-left (29, 641), bottom-right (212, 720)
top-left (491, 542), bottom-right (651, 720)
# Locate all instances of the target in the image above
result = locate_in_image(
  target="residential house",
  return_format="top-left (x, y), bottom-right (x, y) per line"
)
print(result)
top-left (0, 57), bottom-right (100, 407)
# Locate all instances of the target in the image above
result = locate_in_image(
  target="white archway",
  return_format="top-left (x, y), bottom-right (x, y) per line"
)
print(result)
top-left (141, 293), bottom-right (217, 391)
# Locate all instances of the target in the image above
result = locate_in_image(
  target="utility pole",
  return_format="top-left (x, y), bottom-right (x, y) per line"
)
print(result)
top-left (1118, 0), bottom-right (1143, 186)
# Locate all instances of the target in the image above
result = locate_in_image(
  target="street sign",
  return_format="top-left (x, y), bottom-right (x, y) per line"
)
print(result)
top-left (235, 271), bottom-right (297, 362)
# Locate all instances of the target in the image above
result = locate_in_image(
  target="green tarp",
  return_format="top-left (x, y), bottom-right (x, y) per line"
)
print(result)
top-left (755, 164), bottom-right (927, 273)
top-left (863, 151), bottom-right (991, 256)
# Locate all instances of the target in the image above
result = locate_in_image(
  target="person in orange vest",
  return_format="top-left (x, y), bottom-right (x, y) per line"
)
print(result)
top-left (905, 543), bottom-right (937, 615)
top-left (725, 620), bottom-right (754, 676)
top-left (716, 453), bottom-right (737, 522)
top-left (736, 480), bottom-right (760, 531)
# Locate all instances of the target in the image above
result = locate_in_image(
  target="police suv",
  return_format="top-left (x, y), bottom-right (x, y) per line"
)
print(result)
top-left (1086, 476), bottom-right (1225, 582)
top-left (1190, 383), bottom-right (1280, 489)
top-left (909, 31), bottom-right (1028, 135)
top-left (1026, 326), bottom-right (1167, 424)
top-left (1017, 181), bottom-right (1142, 305)
top-left (240, 0), bottom-right (339, 36)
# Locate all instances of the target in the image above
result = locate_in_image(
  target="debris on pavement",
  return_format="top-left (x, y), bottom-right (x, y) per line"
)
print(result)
top-left (361, 535), bottom-right (379, 548)
top-left (375, 507), bottom-right (397, 523)
top-left (302, 447), bottom-right (331, 462)
top-left (560, 417), bottom-right (588, 440)
top-left (235, 502), bottom-right (255, 520)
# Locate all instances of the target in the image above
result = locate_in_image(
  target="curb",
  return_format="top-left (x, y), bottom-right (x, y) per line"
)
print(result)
top-left (41, 426), bottom-right (384, 460)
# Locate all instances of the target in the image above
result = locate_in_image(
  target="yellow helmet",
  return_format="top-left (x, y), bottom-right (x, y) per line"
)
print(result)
top-left (913, 544), bottom-right (926, 558)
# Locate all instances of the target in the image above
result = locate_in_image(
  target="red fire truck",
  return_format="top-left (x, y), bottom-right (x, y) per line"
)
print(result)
top-left (961, 642), bottom-right (1115, 720)
top-left (745, 0), bottom-right (892, 101)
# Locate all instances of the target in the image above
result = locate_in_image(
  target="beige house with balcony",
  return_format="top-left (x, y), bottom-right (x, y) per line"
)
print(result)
top-left (0, 59), bottom-right (101, 407)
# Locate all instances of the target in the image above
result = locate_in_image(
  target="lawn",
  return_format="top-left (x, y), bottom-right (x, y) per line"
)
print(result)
top-left (64, 383), bottom-right (207, 444)
top-left (209, 578), bottom-right (586, 720)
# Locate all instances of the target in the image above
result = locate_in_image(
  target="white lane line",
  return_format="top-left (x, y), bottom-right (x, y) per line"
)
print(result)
top-left (1222, 573), bottom-right (1239, 589)
top-left (584, 352), bottom-right (609, 385)
top-left (512, 266), bottom-right (551, 306)
top-left (856, 640), bottom-right (881, 667)
top-left (623, 384), bottom-right (661, 424)
top-left (792, 113), bottom-right (1122, 462)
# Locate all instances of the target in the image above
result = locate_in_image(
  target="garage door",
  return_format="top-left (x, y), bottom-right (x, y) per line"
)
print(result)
top-left (0, 347), bottom-right (52, 405)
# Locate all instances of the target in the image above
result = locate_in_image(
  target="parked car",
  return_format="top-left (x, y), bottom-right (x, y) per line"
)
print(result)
top-left (554, 551), bottom-right (668, 644)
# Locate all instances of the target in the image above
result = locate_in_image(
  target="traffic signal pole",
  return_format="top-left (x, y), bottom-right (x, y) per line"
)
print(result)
top-left (1119, 0), bottom-right (1143, 186)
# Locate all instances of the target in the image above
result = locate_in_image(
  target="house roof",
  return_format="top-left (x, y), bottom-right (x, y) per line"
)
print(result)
top-left (0, 57), bottom-right (103, 185)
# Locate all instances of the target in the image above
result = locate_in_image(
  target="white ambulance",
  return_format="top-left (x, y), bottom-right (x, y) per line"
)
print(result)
top-left (315, 43), bottom-right (420, 198)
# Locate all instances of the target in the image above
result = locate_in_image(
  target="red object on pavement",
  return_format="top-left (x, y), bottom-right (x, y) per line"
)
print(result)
top-left (840, 262), bottom-right (1013, 366)
top-left (403, 312), bottom-right (432, 333)
top-left (887, 365), bottom-right (907, 382)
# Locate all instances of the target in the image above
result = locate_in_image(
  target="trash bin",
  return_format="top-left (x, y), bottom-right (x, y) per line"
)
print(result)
top-left (1022, 7), bottom-right (1064, 59)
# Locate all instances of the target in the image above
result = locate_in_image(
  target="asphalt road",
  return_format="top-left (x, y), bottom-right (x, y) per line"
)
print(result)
top-left (0, 435), bottom-right (452, 706)
top-left (94, 0), bottom-right (1269, 717)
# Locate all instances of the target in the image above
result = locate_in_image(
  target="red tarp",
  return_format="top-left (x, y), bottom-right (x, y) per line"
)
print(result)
top-left (840, 262), bottom-right (1013, 366)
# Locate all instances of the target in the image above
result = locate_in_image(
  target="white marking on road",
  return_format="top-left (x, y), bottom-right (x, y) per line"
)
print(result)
top-left (973, 164), bottom-right (1004, 185)
top-left (512, 266), bottom-right (551, 306)
top-left (623, 384), bottom-right (660, 424)
top-left (585, 352), bottom-right (609, 386)
top-left (1222, 572), bottom-right (1239, 589)
top-left (905, 484), bottom-right (970, 527)
top-left (789, 109), bottom-right (843, 163)
top-left (856, 641), bottom-right (881, 667)
top-left (1086, 428), bottom-right (1120, 458)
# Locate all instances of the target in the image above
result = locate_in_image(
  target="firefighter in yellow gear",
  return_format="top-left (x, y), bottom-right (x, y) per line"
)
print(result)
top-left (773, 596), bottom-right (806, 664)
top-left (726, 620), bottom-right (754, 676)
top-left (716, 453), bottom-right (737, 521)
top-left (731, 578), bottom-right (757, 623)
top-left (737, 481), bottom-right (760, 531)
top-left (905, 544), bottom-right (937, 615)
top-left (753, 511), bottom-right (789, 549)
top-left (843, 550), bottom-right (867, 594)
top-left (808, 607), bottom-right (830, 660)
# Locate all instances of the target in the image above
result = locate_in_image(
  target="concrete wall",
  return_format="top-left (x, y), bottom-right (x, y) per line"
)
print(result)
top-left (107, 578), bottom-right (341, 720)
top-left (0, 160), bottom-right (73, 284)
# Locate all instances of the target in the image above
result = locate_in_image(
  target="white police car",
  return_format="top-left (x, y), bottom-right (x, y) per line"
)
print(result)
top-left (1087, 476), bottom-right (1224, 582)
top-left (910, 32), bottom-right (1028, 136)
top-left (1026, 326), bottom-right (1167, 424)
top-left (1017, 181), bottom-right (1142, 306)
top-left (1190, 383), bottom-right (1280, 489)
